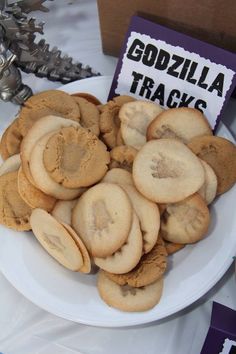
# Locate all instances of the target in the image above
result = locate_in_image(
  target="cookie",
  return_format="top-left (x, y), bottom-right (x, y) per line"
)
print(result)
top-left (147, 107), bottom-right (212, 143)
top-left (17, 167), bottom-right (56, 212)
top-left (24, 89), bottom-right (80, 121)
top-left (99, 100), bottom-right (122, 149)
top-left (20, 115), bottom-right (80, 186)
top-left (119, 101), bottom-right (163, 149)
top-left (198, 159), bottom-right (218, 205)
top-left (62, 223), bottom-right (91, 273)
top-left (30, 208), bottom-right (84, 271)
top-left (164, 241), bottom-right (185, 255)
top-left (43, 126), bottom-right (110, 188)
top-left (73, 96), bottom-right (100, 136)
top-left (0, 153), bottom-right (21, 176)
top-left (188, 135), bottom-right (236, 195)
top-left (18, 106), bottom-right (63, 137)
top-left (0, 170), bottom-right (32, 231)
top-left (72, 183), bottom-right (133, 257)
top-left (0, 118), bottom-right (22, 160)
top-left (109, 145), bottom-right (137, 172)
top-left (112, 95), bottom-right (136, 106)
top-left (29, 132), bottom-right (84, 200)
top-left (133, 139), bottom-right (205, 203)
top-left (119, 183), bottom-right (160, 253)
top-left (161, 193), bottom-right (210, 244)
top-left (71, 92), bottom-right (101, 106)
top-left (116, 128), bottom-right (124, 146)
top-left (51, 199), bottom-right (78, 225)
top-left (97, 270), bottom-right (163, 312)
top-left (102, 168), bottom-right (134, 185)
top-left (105, 238), bottom-right (167, 287)
top-left (94, 212), bottom-right (143, 274)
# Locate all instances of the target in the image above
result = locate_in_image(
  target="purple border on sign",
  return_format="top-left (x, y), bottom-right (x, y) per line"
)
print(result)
top-left (108, 16), bottom-right (236, 131)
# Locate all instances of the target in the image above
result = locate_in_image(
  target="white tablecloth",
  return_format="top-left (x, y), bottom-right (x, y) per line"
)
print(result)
top-left (0, 1), bottom-right (235, 353)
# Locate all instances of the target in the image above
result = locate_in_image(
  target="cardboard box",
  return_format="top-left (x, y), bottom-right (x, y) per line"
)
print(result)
top-left (97, 0), bottom-right (236, 57)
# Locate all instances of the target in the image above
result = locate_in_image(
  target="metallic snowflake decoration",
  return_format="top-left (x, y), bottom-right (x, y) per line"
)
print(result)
top-left (0, 0), bottom-right (100, 104)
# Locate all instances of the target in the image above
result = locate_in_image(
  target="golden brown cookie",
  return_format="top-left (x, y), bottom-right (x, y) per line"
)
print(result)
top-left (30, 208), bottom-right (84, 271)
top-left (0, 153), bottom-right (21, 176)
top-left (102, 168), bottom-right (134, 185)
top-left (43, 126), bottom-right (110, 188)
top-left (18, 106), bottom-right (63, 137)
top-left (97, 270), bottom-right (163, 312)
top-left (72, 183), bottom-right (133, 257)
top-left (146, 107), bottom-right (212, 143)
top-left (105, 238), bottom-right (167, 287)
top-left (73, 96), bottom-right (100, 136)
top-left (119, 100), bottom-right (163, 149)
top-left (71, 92), bottom-right (101, 106)
top-left (0, 170), bottom-right (32, 231)
top-left (94, 212), bottom-right (143, 274)
top-left (24, 90), bottom-right (80, 121)
top-left (29, 131), bottom-right (84, 200)
top-left (109, 145), bottom-right (137, 172)
top-left (99, 100), bottom-right (121, 149)
top-left (133, 139), bottom-right (205, 203)
top-left (0, 118), bottom-right (23, 160)
top-left (188, 135), bottom-right (236, 195)
top-left (164, 241), bottom-right (185, 255)
top-left (116, 128), bottom-right (124, 146)
top-left (18, 167), bottom-right (56, 212)
top-left (161, 193), bottom-right (210, 244)
top-left (20, 115), bottom-right (80, 186)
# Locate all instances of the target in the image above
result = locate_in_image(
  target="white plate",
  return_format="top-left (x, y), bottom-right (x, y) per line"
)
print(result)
top-left (0, 76), bottom-right (235, 327)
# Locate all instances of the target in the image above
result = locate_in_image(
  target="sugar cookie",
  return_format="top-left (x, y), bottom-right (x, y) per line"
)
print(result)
top-left (133, 139), bottom-right (205, 203)
top-left (51, 199), bottom-right (78, 225)
top-left (0, 154), bottom-right (21, 176)
top-left (198, 159), bottom-right (218, 205)
top-left (102, 168), bottom-right (134, 185)
top-left (72, 183), bottom-right (133, 257)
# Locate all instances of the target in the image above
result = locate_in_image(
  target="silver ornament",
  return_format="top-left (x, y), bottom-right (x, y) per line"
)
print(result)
top-left (0, 0), bottom-right (100, 104)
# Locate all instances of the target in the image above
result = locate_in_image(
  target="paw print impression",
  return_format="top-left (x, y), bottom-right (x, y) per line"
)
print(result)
top-left (92, 199), bottom-right (114, 236)
top-left (150, 153), bottom-right (184, 179)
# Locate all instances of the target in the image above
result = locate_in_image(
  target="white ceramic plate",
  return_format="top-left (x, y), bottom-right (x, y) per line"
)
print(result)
top-left (0, 76), bottom-right (235, 327)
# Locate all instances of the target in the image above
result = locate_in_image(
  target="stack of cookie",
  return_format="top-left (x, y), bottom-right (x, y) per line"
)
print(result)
top-left (0, 89), bottom-right (235, 313)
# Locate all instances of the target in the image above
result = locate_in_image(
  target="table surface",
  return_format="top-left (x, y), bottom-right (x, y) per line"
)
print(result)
top-left (0, 1), bottom-right (235, 353)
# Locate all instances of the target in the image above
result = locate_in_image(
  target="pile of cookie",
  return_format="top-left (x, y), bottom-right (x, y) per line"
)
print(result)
top-left (0, 89), bottom-right (235, 313)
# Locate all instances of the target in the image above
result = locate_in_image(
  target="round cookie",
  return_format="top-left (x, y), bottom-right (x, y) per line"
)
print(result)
top-left (73, 96), bottom-right (100, 136)
top-left (29, 132), bottom-right (84, 200)
top-left (94, 212), bottom-right (143, 274)
top-left (51, 199), bottom-right (78, 226)
top-left (18, 106), bottom-right (63, 137)
top-left (161, 193), bottom-right (210, 244)
top-left (30, 208), bottom-right (83, 271)
top-left (43, 126), bottom-right (110, 188)
top-left (119, 100), bottom-right (163, 149)
top-left (198, 159), bottom-right (218, 205)
top-left (62, 223), bottom-right (91, 273)
top-left (0, 118), bottom-right (22, 160)
top-left (24, 89), bottom-right (80, 121)
top-left (188, 135), bottom-right (236, 195)
top-left (17, 167), bottom-right (56, 212)
top-left (98, 270), bottom-right (164, 312)
top-left (133, 139), bottom-right (205, 203)
top-left (102, 168), bottom-right (134, 185)
top-left (71, 92), bottom-right (101, 106)
top-left (109, 145), bottom-right (137, 172)
top-left (105, 238), bottom-right (167, 287)
top-left (112, 95), bottom-right (136, 106)
top-left (99, 100), bottom-right (122, 149)
top-left (0, 170), bottom-right (32, 231)
top-left (20, 115), bottom-right (80, 186)
top-left (72, 183), bottom-right (133, 257)
top-left (0, 153), bottom-right (21, 176)
top-left (147, 107), bottom-right (212, 143)
top-left (116, 128), bottom-right (124, 146)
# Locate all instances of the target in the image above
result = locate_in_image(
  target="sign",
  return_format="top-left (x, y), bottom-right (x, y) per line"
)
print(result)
top-left (108, 16), bottom-right (236, 130)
